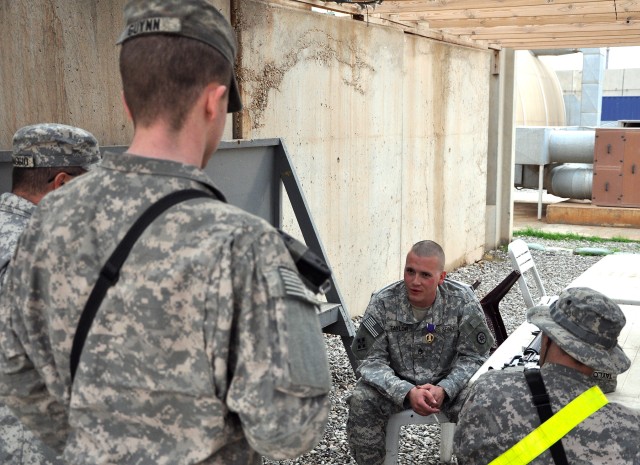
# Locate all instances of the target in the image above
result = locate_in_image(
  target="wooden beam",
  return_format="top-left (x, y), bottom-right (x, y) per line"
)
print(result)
top-left (496, 36), bottom-right (640, 48)
top-left (436, 20), bottom-right (640, 36)
top-left (365, 15), bottom-right (492, 49)
top-left (267, 1), bottom-right (640, 50)
top-left (410, 13), bottom-right (640, 29)
top-left (468, 29), bottom-right (640, 45)
top-left (372, 0), bottom-right (622, 14)
top-left (388, 2), bottom-right (622, 21)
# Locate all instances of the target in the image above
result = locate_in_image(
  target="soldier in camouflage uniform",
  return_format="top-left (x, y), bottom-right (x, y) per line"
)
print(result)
top-left (454, 287), bottom-right (640, 464)
top-left (0, 1), bottom-right (330, 464)
top-left (0, 123), bottom-right (100, 289)
top-left (0, 123), bottom-right (99, 465)
top-left (347, 240), bottom-right (494, 465)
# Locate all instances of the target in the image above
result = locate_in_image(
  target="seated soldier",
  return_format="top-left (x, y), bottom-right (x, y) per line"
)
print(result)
top-left (454, 287), bottom-right (639, 464)
top-left (347, 240), bottom-right (494, 465)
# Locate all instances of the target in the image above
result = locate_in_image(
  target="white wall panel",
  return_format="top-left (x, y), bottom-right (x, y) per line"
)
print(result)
top-left (237, 1), bottom-right (491, 316)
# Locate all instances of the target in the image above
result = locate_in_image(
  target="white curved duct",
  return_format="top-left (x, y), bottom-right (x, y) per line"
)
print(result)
top-left (546, 164), bottom-right (593, 199)
top-left (515, 51), bottom-right (566, 127)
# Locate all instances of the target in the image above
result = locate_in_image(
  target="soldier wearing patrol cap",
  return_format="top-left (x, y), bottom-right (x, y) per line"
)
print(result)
top-left (0, 123), bottom-right (99, 465)
top-left (0, 122), bottom-right (100, 286)
top-left (347, 240), bottom-right (494, 465)
top-left (0, 1), bottom-right (330, 464)
top-left (455, 287), bottom-right (639, 464)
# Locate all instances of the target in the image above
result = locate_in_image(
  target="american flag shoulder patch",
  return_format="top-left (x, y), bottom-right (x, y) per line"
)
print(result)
top-left (362, 315), bottom-right (384, 338)
top-left (278, 267), bottom-right (309, 300)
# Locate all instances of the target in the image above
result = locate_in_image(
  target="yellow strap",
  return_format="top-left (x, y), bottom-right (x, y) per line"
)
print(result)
top-left (488, 385), bottom-right (608, 465)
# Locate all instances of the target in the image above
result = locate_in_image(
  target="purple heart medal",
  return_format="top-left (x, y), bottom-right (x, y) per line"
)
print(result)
top-left (424, 323), bottom-right (436, 344)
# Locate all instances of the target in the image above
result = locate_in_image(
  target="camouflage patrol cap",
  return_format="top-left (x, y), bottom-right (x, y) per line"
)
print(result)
top-left (116, 0), bottom-right (242, 113)
top-left (12, 123), bottom-right (101, 170)
top-left (527, 287), bottom-right (631, 374)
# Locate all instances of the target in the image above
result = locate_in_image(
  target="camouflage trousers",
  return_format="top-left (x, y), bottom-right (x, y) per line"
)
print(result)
top-left (0, 403), bottom-right (61, 465)
top-left (346, 381), bottom-right (408, 465)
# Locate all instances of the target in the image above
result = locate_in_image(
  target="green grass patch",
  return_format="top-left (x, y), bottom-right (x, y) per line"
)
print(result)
top-left (513, 227), bottom-right (640, 244)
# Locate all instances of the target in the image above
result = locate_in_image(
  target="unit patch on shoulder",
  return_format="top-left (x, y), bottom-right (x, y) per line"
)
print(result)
top-left (355, 336), bottom-right (367, 351)
top-left (352, 315), bottom-right (385, 359)
top-left (279, 267), bottom-right (309, 300)
top-left (477, 331), bottom-right (487, 345)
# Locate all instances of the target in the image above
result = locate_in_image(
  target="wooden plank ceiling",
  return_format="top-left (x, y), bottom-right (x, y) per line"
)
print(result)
top-left (281, 0), bottom-right (640, 50)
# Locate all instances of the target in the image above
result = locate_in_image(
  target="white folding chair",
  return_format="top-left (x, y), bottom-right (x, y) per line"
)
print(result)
top-left (384, 410), bottom-right (455, 464)
top-left (507, 239), bottom-right (554, 308)
top-left (507, 239), bottom-right (617, 391)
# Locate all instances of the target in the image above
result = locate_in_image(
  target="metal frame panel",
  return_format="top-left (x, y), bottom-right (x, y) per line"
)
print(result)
top-left (0, 138), bottom-right (358, 371)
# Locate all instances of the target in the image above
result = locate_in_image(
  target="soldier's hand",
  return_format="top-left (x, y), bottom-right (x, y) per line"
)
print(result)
top-left (407, 386), bottom-right (441, 416)
top-left (418, 384), bottom-right (446, 408)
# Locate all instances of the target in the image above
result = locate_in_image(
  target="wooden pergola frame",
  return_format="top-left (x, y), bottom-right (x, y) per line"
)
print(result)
top-left (270, 0), bottom-right (640, 50)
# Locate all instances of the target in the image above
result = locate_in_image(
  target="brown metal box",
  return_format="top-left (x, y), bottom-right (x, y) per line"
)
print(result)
top-left (593, 128), bottom-right (640, 207)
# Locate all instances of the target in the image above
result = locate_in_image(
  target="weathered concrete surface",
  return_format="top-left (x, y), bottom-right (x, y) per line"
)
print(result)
top-left (557, 68), bottom-right (640, 97)
top-left (0, 0), bottom-right (233, 148)
top-left (236, 1), bottom-right (491, 316)
top-left (402, 34), bottom-right (491, 272)
top-left (0, 0), bottom-right (128, 147)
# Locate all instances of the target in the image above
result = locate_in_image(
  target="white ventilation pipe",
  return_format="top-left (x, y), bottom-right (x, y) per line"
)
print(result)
top-left (548, 129), bottom-right (595, 164)
top-left (546, 163), bottom-right (593, 199)
top-left (516, 127), bottom-right (597, 200)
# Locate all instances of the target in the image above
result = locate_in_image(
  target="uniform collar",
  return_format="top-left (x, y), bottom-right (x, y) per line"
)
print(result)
top-left (0, 192), bottom-right (37, 218)
top-left (101, 152), bottom-right (227, 202)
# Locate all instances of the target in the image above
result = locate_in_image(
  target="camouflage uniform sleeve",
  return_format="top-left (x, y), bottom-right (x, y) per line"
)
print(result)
top-left (437, 296), bottom-right (493, 400)
top-left (453, 376), bottom-right (500, 464)
top-left (225, 228), bottom-right (331, 461)
top-left (0, 238), bottom-right (69, 453)
top-left (352, 296), bottom-right (414, 406)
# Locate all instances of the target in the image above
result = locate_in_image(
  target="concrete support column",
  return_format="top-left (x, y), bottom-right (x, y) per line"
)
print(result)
top-left (485, 48), bottom-right (516, 250)
top-left (580, 48), bottom-right (605, 127)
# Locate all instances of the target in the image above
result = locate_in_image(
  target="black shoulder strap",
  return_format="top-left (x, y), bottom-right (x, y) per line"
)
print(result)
top-left (524, 368), bottom-right (569, 465)
top-left (70, 189), bottom-right (215, 382)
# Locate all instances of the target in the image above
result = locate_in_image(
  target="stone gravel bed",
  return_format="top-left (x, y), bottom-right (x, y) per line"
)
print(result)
top-left (264, 236), bottom-right (640, 465)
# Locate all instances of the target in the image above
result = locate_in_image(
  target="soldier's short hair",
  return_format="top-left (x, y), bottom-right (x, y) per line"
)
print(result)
top-left (120, 35), bottom-right (232, 132)
top-left (410, 240), bottom-right (445, 269)
top-left (12, 166), bottom-right (87, 197)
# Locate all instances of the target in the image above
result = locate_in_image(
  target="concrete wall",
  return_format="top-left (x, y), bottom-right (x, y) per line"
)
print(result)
top-left (0, 0), bottom-right (128, 146)
top-left (0, 0), bottom-right (232, 146)
top-left (556, 68), bottom-right (640, 97)
top-left (0, 0), bottom-right (492, 317)
top-left (235, 1), bottom-right (490, 315)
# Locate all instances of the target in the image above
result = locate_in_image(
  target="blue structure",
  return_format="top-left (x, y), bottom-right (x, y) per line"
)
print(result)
top-left (601, 96), bottom-right (640, 122)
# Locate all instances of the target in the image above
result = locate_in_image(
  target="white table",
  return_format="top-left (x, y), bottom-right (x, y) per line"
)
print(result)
top-left (566, 253), bottom-right (640, 305)
top-left (470, 305), bottom-right (640, 411)
top-left (470, 321), bottom-right (540, 384)
top-left (609, 304), bottom-right (640, 409)
top-left (471, 254), bottom-right (640, 408)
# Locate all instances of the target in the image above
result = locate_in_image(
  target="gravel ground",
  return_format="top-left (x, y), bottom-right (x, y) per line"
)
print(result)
top-left (264, 236), bottom-right (640, 465)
